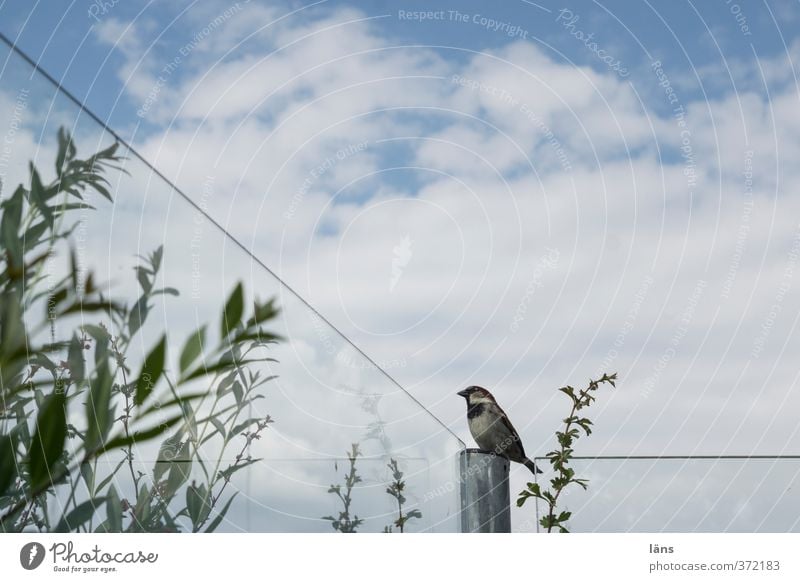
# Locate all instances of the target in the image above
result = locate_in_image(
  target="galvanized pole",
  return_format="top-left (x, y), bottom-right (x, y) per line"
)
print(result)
top-left (460, 448), bottom-right (511, 532)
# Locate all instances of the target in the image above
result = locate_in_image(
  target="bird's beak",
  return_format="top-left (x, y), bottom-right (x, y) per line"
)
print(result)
top-left (457, 388), bottom-right (469, 398)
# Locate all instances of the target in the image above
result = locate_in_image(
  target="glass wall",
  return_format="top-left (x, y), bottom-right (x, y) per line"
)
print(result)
top-left (524, 457), bottom-right (800, 532)
top-left (0, 39), bottom-right (464, 533)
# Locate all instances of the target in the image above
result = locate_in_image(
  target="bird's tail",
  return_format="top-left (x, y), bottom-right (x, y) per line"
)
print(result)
top-left (524, 457), bottom-right (543, 475)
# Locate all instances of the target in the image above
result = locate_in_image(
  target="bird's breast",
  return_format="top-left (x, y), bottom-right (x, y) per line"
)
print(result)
top-left (468, 408), bottom-right (504, 450)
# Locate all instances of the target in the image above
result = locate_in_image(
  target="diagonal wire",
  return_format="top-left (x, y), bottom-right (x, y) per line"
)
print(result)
top-left (0, 30), bottom-right (465, 445)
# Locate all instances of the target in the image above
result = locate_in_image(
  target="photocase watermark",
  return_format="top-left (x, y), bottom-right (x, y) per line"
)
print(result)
top-left (519, 103), bottom-right (573, 171)
top-left (47, 541), bottom-right (157, 574)
top-left (751, 223), bottom-right (800, 359)
top-left (137, 1), bottom-right (250, 117)
top-left (87, 0), bottom-right (121, 21)
top-left (285, 141), bottom-right (369, 219)
top-left (0, 87), bottom-right (29, 193)
top-left (389, 235), bottom-right (413, 292)
top-left (397, 9), bottom-right (529, 39)
top-left (451, 74), bottom-right (519, 108)
top-left (312, 312), bottom-right (338, 355)
top-left (555, 8), bottom-right (629, 78)
top-left (725, 0), bottom-right (752, 36)
top-left (190, 175), bottom-right (215, 300)
top-left (336, 350), bottom-right (407, 371)
top-left (421, 440), bottom-right (524, 503)
top-left (452, 75), bottom-right (573, 171)
top-left (652, 60), bottom-right (697, 193)
top-left (74, 203), bottom-right (93, 297)
top-left (721, 149), bottom-right (754, 300)
top-left (19, 542), bottom-right (46, 571)
top-left (596, 274), bottom-right (654, 377)
top-left (641, 279), bottom-right (707, 398)
top-left (510, 248), bottom-right (560, 333)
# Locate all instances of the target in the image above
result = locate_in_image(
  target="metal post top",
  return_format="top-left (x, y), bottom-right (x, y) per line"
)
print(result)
top-left (460, 448), bottom-right (511, 533)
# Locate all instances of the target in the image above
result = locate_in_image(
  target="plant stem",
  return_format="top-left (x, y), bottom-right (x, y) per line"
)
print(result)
top-left (546, 398), bottom-right (580, 532)
top-left (110, 335), bottom-right (139, 494)
top-left (395, 497), bottom-right (404, 533)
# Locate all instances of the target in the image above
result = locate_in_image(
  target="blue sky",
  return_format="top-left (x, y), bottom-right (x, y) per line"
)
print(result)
top-left (3, 1), bottom-right (800, 532)
top-left (2, 1), bottom-right (797, 133)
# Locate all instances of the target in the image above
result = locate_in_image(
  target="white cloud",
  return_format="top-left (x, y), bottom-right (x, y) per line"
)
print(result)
top-left (38, 2), bottom-right (800, 531)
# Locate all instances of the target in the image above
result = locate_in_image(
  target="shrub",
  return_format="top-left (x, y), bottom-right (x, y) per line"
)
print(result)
top-left (0, 129), bottom-right (279, 532)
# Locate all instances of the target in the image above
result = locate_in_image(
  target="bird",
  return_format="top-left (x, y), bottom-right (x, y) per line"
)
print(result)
top-left (457, 386), bottom-right (542, 474)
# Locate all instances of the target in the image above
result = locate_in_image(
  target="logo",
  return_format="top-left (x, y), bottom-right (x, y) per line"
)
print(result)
top-left (390, 235), bottom-right (413, 292)
top-left (20, 542), bottom-right (46, 570)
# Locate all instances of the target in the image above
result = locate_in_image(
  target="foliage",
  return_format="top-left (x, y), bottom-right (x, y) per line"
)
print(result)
top-left (322, 445), bottom-right (422, 533)
top-left (517, 373), bottom-right (616, 532)
top-left (0, 129), bottom-right (280, 532)
top-left (322, 443), bottom-right (364, 533)
top-left (383, 458), bottom-right (421, 533)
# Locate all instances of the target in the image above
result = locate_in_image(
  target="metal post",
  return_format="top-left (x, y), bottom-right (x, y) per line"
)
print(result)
top-left (460, 448), bottom-right (511, 532)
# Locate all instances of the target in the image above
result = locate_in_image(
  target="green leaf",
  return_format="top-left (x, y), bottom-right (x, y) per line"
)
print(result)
top-left (152, 433), bottom-right (192, 501)
top-left (230, 331), bottom-right (282, 345)
top-left (221, 282), bottom-right (244, 339)
top-left (179, 326), bottom-right (205, 374)
top-left (204, 492), bottom-right (238, 533)
top-left (183, 357), bottom-right (262, 382)
top-left (135, 266), bottom-right (152, 294)
top-left (0, 434), bottom-right (17, 494)
top-left (29, 390), bottom-right (67, 490)
top-left (209, 417), bottom-right (226, 439)
top-left (246, 298), bottom-right (279, 327)
top-left (22, 219), bottom-right (51, 248)
top-left (133, 483), bottom-right (151, 529)
top-left (218, 458), bottom-right (259, 482)
top-left (55, 127), bottom-right (76, 177)
top-left (85, 358), bottom-right (114, 451)
top-left (154, 433), bottom-right (185, 483)
top-left (138, 391), bottom-right (209, 419)
top-left (29, 164), bottom-right (54, 228)
top-left (0, 289), bottom-right (26, 370)
top-left (186, 483), bottom-right (211, 530)
top-left (128, 295), bottom-right (149, 338)
top-left (0, 186), bottom-right (24, 268)
top-left (83, 324), bottom-right (110, 366)
top-left (82, 324), bottom-right (110, 342)
top-left (94, 458), bottom-right (126, 494)
top-left (80, 462), bottom-right (94, 492)
top-left (150, 245), bottom-right (163, 273)
top-left (231, 381), bottom-right (243, 406)
top-left (186, 484), bottom-right (202, 525)
top-left (135, 335), bottom-right (166, 406)
top-left (55, 498), bottom-right (104, 532)
top-left (67, 334), bottom-right (85, 382)
top-left (165, 460), bottom-right (191, 500)
top-left (106, 486), bottom-right (123, 532)
top-left (102, 413), bottom-right (186, 451)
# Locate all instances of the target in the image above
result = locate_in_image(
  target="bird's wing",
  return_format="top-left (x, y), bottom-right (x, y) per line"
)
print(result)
top-left (494, 403), bottom-right (527, 459)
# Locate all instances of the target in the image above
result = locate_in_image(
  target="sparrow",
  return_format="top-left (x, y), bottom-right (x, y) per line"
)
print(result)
top-left (457, 386), bottom-right (542, 474)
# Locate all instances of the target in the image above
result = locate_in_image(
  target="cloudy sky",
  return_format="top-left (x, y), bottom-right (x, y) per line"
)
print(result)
top-left (2, 0), bottom-right (800, 532)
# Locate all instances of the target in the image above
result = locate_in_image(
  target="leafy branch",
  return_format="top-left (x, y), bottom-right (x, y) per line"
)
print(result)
top-left (322, 443), bottom-right (364, 533)
top-left (0, 128), bottom-right (282, 533)
top-left (517, 372), bottom-right (616, 532)
top-left (383, 458), bottom-right (421, 533)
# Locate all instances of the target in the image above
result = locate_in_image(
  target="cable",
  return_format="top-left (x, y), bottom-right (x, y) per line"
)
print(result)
top-left (0, 30), bottom-right (465, 445)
